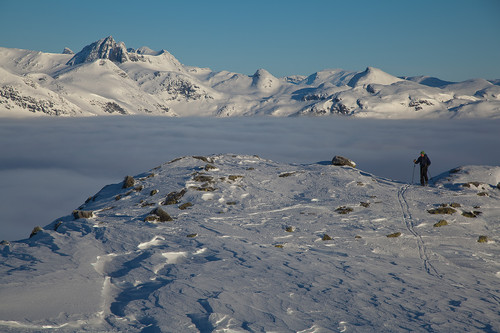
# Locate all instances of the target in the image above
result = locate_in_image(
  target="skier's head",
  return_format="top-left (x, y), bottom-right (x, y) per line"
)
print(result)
top-left (420, 151), bottom-right (425, 156)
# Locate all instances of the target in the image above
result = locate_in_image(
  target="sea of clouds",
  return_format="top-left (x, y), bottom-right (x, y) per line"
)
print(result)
top-left (1, 116), bottom-right (499, 241)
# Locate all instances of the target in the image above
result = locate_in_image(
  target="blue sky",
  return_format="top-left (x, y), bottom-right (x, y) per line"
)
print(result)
top-left (0, 0), bottom-right (499, 81)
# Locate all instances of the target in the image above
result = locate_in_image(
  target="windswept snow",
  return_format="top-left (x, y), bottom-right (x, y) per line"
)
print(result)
top-left (1, 154), bottom-right (499, 332)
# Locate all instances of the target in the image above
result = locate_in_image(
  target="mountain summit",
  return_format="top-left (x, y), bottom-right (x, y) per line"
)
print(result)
top-left (347, 66), bottom-right (403, 87)
top-left (0, 154), bottom-right (499, 331)
top-left (251, 68), bottom-right (280, 92)
top-left (66, 36), bottom-right (129, 65)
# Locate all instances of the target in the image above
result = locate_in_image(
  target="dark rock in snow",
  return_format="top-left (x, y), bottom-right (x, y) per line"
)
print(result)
top-left (179, 202), bottom-right (193, 210)
top-left (462, 211), bottom-right (481, 218)
top-left (66, 36), bottom-right (129, 66)
top-left (123, 176), bottom-right (135, 189)
top-left (104, 102), bottom-right (127, 115)
top-left (29, 226), bottom-right (43, 238)
top-left (427, 207), bottom-right (456, 215)
top-left (152, 207), bottom-right (173, 222)
top-left (145, 207), bottom-right (173, 222)
top-left (73, 210), bottom-right (93, 219)
top-left (478, 236), bottom-right (489, 243)
top-left (434, 220), bottom-right (448, 227)
top-left (163, 189), bottom-right (187, 205)
top-left (335, 206), bottom-right (354, 214)
top-left (331, 156), bottom-right (356, 168)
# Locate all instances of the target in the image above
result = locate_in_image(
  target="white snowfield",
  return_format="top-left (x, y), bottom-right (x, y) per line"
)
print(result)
top-left (1, 36), bottom-right (500, 118)
top-left (0, 154), bottom-right (499, 332)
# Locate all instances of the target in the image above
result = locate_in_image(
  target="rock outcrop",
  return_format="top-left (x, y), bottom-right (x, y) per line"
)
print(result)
top-left (331, 155), bottom-right (356, 168)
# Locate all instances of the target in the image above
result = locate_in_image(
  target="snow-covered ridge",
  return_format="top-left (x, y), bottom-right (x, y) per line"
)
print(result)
top-left (0, 154), bottom-right (499, 332)
top-left (1, 36), bottom-right (499, 118)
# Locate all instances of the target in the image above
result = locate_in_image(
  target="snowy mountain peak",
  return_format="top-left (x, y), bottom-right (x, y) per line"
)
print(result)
top-left (132, 46), bottom-right (160, 56)
top-left (348, 66), bottom-right (403, 87)
top-left (62, 47), bottom-right (74, 55)
top-left (66, 36), bottom-right (129, 66)
top-left (251, 68), bottom-right (280, 91)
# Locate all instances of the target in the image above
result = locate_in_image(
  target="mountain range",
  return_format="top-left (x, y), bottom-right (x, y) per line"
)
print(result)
top-left (1, 36), bottom-right (499, 118)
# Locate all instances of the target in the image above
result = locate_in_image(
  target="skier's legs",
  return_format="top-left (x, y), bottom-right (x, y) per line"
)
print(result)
top-left (420, 166), bottom-right (428, 185)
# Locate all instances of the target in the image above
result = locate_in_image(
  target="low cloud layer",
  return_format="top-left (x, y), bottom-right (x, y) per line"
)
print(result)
top-left (1, 116), bottom-right (499, 241)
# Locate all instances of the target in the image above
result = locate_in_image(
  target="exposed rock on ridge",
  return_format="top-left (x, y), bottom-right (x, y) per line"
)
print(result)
top-left (66, 36), bottom-right (129, 65)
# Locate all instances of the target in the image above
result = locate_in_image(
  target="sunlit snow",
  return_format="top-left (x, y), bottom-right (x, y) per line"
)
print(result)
top-left (1, 154), bottom-right (499, 332)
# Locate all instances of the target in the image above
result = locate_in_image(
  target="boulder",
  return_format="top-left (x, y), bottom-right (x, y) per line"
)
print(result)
top-left (29, 226), bottom-right (43, 238)
top-left (122, 175), bottom-right (135, 189)
top-left (73, 210), bottom-right (94, 219)
top-left (427, 207), bottom-right (456, 215)
top-left (163, 189), bottom-right (187, 205)
top-left (331, 156), bottom-right (356, 168)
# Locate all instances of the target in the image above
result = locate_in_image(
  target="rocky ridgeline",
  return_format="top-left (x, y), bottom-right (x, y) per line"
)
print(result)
top-left (20, 155), bottom-right (498, 248)
top-left (0, 85), bottom-right (66, 115)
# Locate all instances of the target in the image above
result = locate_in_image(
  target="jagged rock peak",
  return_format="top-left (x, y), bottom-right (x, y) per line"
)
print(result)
top-left (66, 36), bottom-right (129, 66)
top-left (62, 47), bottom-right (74, 55)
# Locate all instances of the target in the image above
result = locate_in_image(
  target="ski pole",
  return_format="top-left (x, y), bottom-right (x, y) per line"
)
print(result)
top-left (411, 163), bottom-right (415, 185)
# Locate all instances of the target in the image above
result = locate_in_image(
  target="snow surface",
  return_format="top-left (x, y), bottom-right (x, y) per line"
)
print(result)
top-left (1, 36), bottom-right (500, 118)
top-left (1, 154), bottom-right (499, 332)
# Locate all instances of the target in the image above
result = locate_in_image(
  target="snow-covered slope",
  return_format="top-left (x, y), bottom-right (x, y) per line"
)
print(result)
top-left (1, 36), bottom-right (499, 118)
top-left (347, 66), bottom-right (403, 87)
top-left (1, 154), bottom-right (499, 332)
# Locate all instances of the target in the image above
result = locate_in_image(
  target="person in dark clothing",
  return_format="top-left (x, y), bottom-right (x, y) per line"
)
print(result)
top-left (414, 151), bottom-right (431, 186)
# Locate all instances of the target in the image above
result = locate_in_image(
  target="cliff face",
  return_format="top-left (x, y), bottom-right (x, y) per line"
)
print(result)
top-left (66, 36), bottom-right (129, 66)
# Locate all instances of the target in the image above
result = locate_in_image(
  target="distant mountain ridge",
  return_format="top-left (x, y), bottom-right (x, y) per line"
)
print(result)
top-left (1, 36), bottom-right (499, 118)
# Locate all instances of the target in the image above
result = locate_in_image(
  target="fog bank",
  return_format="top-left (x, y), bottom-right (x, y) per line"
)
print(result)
top-left (1, 116), bottom-right (498, 241)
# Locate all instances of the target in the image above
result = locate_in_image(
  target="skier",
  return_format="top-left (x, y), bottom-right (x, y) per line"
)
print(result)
top-left (414, 151), bottom-right (431, 186)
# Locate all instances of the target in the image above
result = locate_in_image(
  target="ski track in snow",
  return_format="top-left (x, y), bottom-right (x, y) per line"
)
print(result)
top-left (398, 184), bottom-right (441, 278)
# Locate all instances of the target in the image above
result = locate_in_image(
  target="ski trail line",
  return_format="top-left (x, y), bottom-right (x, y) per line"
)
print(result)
top-left (398, 184), bottom-right (441, 278)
